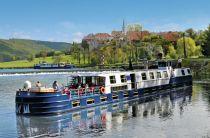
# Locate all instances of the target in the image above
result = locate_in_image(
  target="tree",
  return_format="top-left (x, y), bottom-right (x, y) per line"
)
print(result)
top-left (70, 42), bottom-right (81, 64)
top-left (53, 55), bottom-right (63, 63)
top-left (176, 37), bottom-right (202, 58)
top-left (142, 34), bottom-right (171, 56)
top-left (81, 40), bottom-right (89, 64)
top-left (126, 23), bottom-right (142, 32)
top-left (166, 45), bottom-right (178, 59)
top-left (27, 54), bottom-right (34, 62)
top-left (201, 25), bottom-right (210, 56)
top-left (185, 28), bottom-right (197, 39)
top-left (40, 50), bottom-right (47, 59)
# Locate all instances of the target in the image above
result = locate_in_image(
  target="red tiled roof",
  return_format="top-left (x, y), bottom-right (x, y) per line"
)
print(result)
top-left (126, 31), bottom-right (150, 41)
top-left (158, 32), bottom-right (180, 42)
top-left (111, 31), bottom-right (123, 39)
top-left (83, 34), bottom-right (94, 41)
top-left (94, 33), bottom-right (111, 39)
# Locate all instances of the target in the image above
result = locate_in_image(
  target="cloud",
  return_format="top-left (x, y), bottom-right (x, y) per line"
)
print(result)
top-left (72, 32), bottom-right (85, 43)
top-left (152, 23), bottom-right (183, 32)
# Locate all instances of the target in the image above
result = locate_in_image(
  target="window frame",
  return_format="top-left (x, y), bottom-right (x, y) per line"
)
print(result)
top-left (149, 72), bottom-right (155, 80)
top-left (157, 72), bottom-right (162, 79)
top-left (141, 73), bottom-right (147, 80)
top-left (163, 71), bottom-right (168, 78)
top-left (187, 69), bottom-right (191, 74)
top-left (181, 70), bottom-right (185, 76)
top-left (120, 75), bottom-right (127, 83)
top-left (109, 76), bottom-right (116, 84)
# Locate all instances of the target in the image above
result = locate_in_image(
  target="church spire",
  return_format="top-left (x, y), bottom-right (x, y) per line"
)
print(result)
top-left (122, 19), bottom-right (125, 34)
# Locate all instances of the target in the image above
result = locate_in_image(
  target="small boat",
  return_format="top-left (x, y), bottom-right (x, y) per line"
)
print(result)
top-left (34, 62), bottom-right (75, 69)
top-left (16, 61), bottom-right (192, 115)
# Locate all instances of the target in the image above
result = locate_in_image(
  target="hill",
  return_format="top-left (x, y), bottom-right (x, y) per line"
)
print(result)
top-left (0, 39), bottom-right (71, 62)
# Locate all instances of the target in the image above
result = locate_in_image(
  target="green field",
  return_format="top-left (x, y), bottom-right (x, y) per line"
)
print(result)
top-left (0, 55), bottom-right (80, 68)
top-left (1, 56), bottom-right (210, 69)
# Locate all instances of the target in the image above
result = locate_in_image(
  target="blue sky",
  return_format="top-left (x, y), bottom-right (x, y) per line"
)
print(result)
top-left (0, 0), bottom-right (209, 42)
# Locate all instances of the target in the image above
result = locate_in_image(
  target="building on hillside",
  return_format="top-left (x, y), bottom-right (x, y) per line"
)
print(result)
top-left (126, 31), bottom-right (150, 44)
top-left (83, 33), bottom-right (112, 47)
top-left (158, 31), bottom-right (180, 44)
top-left (111, 31), bottom-right (123, 40)
top-left (111, 31), bottom-right (127, 46)
top-left (83, 34), bottom-right (98, 47)
top-left (94, 33), bottom-right (112, 41)
top-left (82, 21), bottom-right (151, 46)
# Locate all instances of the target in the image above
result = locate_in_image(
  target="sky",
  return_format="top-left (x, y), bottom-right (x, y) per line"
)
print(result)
top-left (0, 0), bottom-right (209, 43)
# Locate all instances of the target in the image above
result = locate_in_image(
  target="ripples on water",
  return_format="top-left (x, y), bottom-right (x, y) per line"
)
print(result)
top-left (0, 71), bottom-right (210, 138)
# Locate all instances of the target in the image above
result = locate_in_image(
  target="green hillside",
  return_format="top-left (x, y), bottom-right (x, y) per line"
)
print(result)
top-left (0, 39), bottom-right (71, 62)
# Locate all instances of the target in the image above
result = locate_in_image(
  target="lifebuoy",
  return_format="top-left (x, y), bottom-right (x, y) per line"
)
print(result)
top-left (89, 87), bottom-right (94, 93)
top-left (101, 113), bottom-right (106, 122)
top-left (100, 87), bottom-right (105, 94)
top-left (63, 88), bottom-right (70, 94)
top-left (78, 88), bottom-right (84, 95)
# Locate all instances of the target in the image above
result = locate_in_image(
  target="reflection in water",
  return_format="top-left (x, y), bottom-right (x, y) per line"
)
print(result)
top-left (16, 86), bottom-right (192, 138)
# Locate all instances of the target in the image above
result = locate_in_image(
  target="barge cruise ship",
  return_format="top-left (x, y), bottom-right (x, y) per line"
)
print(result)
top-left (16, 61), bottom-right (192, 115)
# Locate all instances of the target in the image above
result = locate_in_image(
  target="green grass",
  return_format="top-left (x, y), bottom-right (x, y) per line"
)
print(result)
top-left (0, 55), bottom-right (82, 68)
top-left (2, 56), bottom-right (210, 69)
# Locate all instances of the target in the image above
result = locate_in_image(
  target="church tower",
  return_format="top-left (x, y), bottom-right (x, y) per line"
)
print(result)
top-left (122, 19), bottom-right (126, 34)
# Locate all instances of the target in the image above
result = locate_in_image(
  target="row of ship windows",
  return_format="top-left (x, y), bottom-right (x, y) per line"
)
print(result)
top-left (142, 71), bottom-right (168, 81)
top-left (111, 85), bottom-right (128, 92)
top-left (109, 71), bottom-right (169, 84)
top-left (110, 75), bottom-right (126, 84)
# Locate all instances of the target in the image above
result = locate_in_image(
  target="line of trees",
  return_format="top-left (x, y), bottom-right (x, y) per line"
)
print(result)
top-left (29, 24), bottom-right (210, 66)
top-left (67, 24), bottom-right (210, 66)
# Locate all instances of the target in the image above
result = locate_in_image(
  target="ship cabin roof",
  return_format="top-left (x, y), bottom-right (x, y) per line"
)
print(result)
top-left (68, 71), bottom-right (127, 78)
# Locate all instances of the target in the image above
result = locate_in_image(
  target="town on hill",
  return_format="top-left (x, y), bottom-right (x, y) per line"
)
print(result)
top-left (0, 21), bottom-right (210, 68)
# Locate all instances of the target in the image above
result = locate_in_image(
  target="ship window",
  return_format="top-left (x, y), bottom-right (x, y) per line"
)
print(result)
top-left (98, 77), bottom-right (105, 86)
top-left (149, 72), bottom-right (155, 79)
top-left (163, 71), bottom-right (168, 78)
top-left (141, 73), bottom-right (147, 80)
top-left (187, 69), bottom-right (191, 74)
top-left (110, 76), bottom-right (116, 84)
top-left (120, 75), bottom-right (126, 83)
top-left (82, 77), bottom-right (86, 84)
top-left (111, 85), bottom-right (127, 92)
top-left (157, 72), bottom-right (161, 79)
top-left (181, 70), bottom-right (185, 75)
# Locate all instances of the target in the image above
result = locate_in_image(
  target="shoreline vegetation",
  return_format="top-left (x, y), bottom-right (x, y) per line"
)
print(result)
top-left (0, 56), bottom-right (210, 70)
top-left (0, 24), bottom-right (210, 71)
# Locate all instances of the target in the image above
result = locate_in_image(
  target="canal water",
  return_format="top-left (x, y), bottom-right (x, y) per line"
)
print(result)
top-left (0, 71), bottom-right (210, 138)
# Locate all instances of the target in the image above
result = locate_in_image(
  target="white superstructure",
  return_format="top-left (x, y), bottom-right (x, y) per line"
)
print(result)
top-left (68, 62), bottom-right (192, 94)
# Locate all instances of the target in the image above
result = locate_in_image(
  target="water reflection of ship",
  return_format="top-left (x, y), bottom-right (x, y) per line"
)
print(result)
top-left (16, 86), bottom-right (192, 137)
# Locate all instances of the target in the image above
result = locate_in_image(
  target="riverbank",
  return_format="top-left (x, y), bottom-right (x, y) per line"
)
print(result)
top-left (1, 57), bottom-right (210, 70)
top-left (0, 55), bottom-right (79, 69)
top-left (182, 58), bottom-right (210, 74)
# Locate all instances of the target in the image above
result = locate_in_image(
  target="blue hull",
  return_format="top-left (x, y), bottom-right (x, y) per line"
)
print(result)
top-left (170, 75), bottom-right (192, 87)
top-left (16, 75), bottom-right (192, 116)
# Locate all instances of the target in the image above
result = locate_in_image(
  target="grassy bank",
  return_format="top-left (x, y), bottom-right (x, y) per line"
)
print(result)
top-left (1, 56), bottom-right (210, 69)
top-left (182, 58), bottom-right (210, 73)
top-left (0, 55), bottom-right (81, 69)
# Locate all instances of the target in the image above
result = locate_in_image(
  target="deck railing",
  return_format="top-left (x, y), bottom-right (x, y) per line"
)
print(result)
top-left (66, 86), bottom-right (101, 99)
